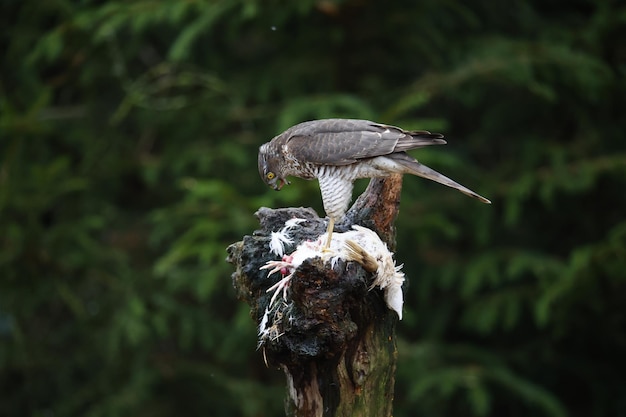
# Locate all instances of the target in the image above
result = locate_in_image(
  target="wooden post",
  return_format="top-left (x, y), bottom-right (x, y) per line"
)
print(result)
top-left (227, 175), bottom-right (403, 417)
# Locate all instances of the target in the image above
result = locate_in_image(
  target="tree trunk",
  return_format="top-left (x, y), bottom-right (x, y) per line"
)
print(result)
top-left (226, 175), bottom-right (403, 417)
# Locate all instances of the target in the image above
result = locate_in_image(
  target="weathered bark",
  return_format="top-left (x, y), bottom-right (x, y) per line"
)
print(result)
top-left (226, 175), bottom-right (403, 417)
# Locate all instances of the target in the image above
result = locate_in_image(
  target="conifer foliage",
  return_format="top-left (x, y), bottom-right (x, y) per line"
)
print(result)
top-left (1, 1), bottom-right (625, 416)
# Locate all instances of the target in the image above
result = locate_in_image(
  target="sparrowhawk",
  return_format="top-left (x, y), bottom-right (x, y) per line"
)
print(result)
top-left (258, 118), bottom-right (490, 247)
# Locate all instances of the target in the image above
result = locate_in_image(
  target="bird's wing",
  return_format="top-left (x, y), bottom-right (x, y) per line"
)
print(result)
top-left (284, 119), bottom-right (444, 165)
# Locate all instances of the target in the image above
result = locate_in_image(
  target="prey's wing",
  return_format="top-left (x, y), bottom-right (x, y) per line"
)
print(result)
top-left (284, 119), bottom-right (444, 166)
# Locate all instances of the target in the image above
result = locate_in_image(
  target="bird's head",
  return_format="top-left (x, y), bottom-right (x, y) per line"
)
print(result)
top-left (258, 143), bottom-right (290, 191)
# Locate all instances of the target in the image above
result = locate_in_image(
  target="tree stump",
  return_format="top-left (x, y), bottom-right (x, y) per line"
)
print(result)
top-left (226, 175), bottom-right (404, 417)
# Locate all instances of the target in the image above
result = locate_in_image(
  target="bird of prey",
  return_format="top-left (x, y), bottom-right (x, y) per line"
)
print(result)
top-left (258, 118), bottom-right (491, 247)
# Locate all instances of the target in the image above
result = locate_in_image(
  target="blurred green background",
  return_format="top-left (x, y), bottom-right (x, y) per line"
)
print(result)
top-left (2, 0), bottom-right (625, 416)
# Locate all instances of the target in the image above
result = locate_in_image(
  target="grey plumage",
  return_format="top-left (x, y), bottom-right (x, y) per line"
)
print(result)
top-left (280, 119), bottom-right (446, 165)
top-left (258, 119), bottom-right (490, 239)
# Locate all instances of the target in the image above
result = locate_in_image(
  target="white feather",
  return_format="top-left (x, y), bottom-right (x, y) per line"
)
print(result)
top-left (268, 218), bottom-right (308, 256)
top-left (269, 231), bottom-right (292, 256)
top-left (261, 224), bottom-right (405, 319)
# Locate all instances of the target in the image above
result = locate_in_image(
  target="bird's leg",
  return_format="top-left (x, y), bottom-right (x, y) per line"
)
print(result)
top-left (266, 273), bottom-right (294, 306)
top-left (323, 217), bottom-right (335, 251)
top-left (261, 255), bottom-right (296, 305)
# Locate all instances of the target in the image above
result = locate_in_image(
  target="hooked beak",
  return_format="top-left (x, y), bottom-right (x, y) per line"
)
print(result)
top-left (273, 178), bottom-right (289, 191)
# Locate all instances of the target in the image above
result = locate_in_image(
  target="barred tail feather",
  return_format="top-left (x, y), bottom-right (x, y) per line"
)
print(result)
top-left (389, 153), bottom-right (491, 204)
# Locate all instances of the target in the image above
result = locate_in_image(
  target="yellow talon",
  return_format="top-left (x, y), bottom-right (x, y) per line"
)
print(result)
top-left (323, 217), bottom-right (335, 251)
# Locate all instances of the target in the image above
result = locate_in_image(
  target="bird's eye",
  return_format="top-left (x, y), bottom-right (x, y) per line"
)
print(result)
top-left (266, 172), bottom-right (275, 180)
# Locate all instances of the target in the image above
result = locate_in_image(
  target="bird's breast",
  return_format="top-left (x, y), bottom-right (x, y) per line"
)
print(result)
top-left (314, 166), bottom-right (357, 219)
